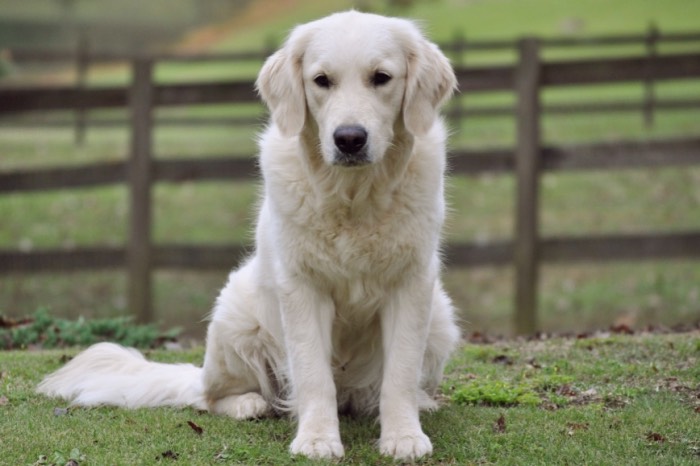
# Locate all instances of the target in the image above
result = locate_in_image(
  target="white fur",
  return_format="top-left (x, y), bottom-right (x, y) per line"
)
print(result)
top-left (37, 11), bottom-right (460, 461)
top-left (37, 342), bottom-right (207, 410)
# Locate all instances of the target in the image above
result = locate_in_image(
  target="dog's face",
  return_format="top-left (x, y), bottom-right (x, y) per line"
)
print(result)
top-left (256, 11), bottom-right (456, 167)
top-left (301, 26), bottom-right (407, 167)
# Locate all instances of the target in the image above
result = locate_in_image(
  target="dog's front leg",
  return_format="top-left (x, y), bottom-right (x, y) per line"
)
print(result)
top-left (379, 278), bottom-right (434, 460)
top-left (281, 282), bottom-right (344, 459)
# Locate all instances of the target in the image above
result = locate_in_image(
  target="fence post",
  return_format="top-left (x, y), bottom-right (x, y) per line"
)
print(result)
top-left (644, 22), bottom-right (659, 129)
top-left (513, 38), bottom-right (542, 335)
top-left (449, 30), bottom-right (467, 130)
top-left (128, 58), bottom-right (154, 323)
top-left (74, 33), bottom-right (89, 145)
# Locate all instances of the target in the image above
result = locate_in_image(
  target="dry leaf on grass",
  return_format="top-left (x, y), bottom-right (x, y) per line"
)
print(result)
top-left (646, 432), bottom-right (666, 443)
top-left (493, 413), bottom-right (507, 433)
top-left (187, 420), bottom-right (204, 435)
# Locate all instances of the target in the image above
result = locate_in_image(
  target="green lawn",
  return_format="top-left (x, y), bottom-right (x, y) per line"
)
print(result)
top-left (211, 0), bottom-right (700, 51)
top-left (1, 332), bottom-right (698, 464)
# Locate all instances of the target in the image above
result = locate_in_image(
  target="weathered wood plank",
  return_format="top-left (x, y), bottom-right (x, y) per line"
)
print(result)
top-left (542, 53), bottom-right (700, 86)
top-left (541, 232), bottom-right (700, 263)
top-left (0, 87), bottom-right (127, 113)
top-left (449, 138), bottom-right (700, 176)
top-left (454, 66), bottom-right (514, 91)
top-left (127, 59), bottom-right (155, 324)
top-left (513, 38), bottom-right (542, 335)
top-left (0, 162), bottom-right (126, 192)
top-left (444, 232), bottom-right (700, 268)
top-left (448, 149), bottom-right (515, 174)
top-left (154, 81), bottom-right (258, 106)
top-left (3, 232), bottom-right (696, 273)
top-left (0, 81), bottom-right (258, 114)
top-left (155, 157), bottom-right (258, 183)
top-left (541, 138), bottom-right (700, 171)
top-left (0, 248), bottom-right (125, 272)
top-left (443, 241), bottom-right (513, 267)
top-left (2, 53), bottom-right (698, 114)
top-left (10, 48), bottom-right (271, 64)
top-left (11, 31), bottom-right (700, 63)
top-left (1, 138), bottom-right (697, 194)
top-left (154, 244), bottom-right (251, 269)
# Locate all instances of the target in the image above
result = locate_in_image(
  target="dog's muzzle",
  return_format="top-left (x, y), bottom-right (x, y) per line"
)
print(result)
top-left (333, 125), bottom-right (369, 166)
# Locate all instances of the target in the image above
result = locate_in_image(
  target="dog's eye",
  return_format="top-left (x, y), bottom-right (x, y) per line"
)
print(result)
top-left (313, 74), bottom-right (331, 88)
top-left (371, 72), bottom-right (392, 86)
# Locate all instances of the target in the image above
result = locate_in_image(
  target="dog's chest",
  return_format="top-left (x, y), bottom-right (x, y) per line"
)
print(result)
top-left (306, 203), bottom-right (423, 282)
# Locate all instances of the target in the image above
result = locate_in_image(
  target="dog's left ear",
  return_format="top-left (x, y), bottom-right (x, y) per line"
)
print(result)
top-left (403, 36), bottom-right (458, 136)
top-left (256, 27), bottom-right (310, 136)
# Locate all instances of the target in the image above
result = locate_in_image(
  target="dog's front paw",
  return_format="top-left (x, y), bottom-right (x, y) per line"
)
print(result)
top-left (379, 430), bottom-right (433, 460)
top-left (290, 432), bottom-right (345, 459)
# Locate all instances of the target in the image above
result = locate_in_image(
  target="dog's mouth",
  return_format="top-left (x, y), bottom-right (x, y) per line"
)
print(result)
top-left (333, 149), bottom-right (371, 167)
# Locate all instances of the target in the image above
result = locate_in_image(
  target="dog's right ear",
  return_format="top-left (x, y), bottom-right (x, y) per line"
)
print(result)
top-left (256, 30), bottom-right (308, 137)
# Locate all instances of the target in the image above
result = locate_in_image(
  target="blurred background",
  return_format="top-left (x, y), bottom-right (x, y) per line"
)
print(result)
top-left (1, 0), bottom-right (699, 340)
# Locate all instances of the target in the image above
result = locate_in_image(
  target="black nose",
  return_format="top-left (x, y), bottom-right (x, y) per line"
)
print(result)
top-left (333, 125), bottom-right (368, 155)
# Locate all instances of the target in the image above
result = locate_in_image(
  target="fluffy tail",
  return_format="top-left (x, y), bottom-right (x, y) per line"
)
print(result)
top-left (37, 342), bottom-right (207, 411)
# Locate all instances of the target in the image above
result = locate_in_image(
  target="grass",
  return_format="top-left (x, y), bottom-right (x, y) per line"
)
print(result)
top-left (1, 332), bottom-right (699, 464)
top-left (0, 308), bottom-right (180, 350)
top-left (209, 0), bottom-right (700, 50)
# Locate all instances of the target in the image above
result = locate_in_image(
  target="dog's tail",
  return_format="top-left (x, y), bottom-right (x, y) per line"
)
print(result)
top-left (37, 342), bottom-right (207, 411)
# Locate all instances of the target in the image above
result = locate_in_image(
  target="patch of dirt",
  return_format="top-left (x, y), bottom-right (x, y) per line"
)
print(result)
top-left (176, 0), bottom-right (302, 52)
top-left (464, 321), bottom-right (700, 345)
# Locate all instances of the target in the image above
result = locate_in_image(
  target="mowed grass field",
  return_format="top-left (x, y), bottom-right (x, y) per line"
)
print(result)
top-left (1, 0), bottom-right (700, 337)
top-left (1, 332), bottom-right (699, 464)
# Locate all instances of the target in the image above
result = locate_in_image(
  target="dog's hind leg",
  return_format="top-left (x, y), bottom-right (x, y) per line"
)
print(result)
top-left (203, 327), bottom-right (271, 418)
top-left (202, 264), bottom-right (282, 419)
top-left (210, 392), bottom-right (269, 419)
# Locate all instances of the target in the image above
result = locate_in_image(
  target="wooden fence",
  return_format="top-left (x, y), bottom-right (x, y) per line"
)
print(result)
top-left (2, 37), bottom-right (700, 333)
top-left (5, 26), bottom-right (700, 133)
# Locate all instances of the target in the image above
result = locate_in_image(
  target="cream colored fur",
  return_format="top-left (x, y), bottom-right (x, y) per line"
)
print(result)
top-left (37, 10), bottom-right (460, 461)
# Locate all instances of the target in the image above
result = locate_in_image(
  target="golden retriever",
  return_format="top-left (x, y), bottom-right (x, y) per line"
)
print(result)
top-left (38, 10), bottom-right (460, 460)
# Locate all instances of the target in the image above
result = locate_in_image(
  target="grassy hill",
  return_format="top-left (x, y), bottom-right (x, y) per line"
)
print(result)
top-left (207, 0), bottom-right (700, 50)
top-left (3, 0), bottom-right (699, 53)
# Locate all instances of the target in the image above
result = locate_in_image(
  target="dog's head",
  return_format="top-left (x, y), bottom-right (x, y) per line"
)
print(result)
top-left (256, 11), bottom-right (456, 168)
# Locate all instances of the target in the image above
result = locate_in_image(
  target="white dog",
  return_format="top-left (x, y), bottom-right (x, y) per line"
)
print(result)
top-left (38, 10), bottom-right (460, 461)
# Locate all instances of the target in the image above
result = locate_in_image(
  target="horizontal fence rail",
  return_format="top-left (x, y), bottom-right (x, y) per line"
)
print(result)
top-left (3, 138), bottom-right (700, 194)
top-left (3, 53), bottom-right (700, 111)
top-left (1, 35), bottom-right (700, 333)
top-left (9, 29), bottom-right (700, 63)
top-left (454, 52), bottom-right (700, 92)
top-left (0, 80), bottom-right (259, 113)
top-left (3, 232), bottom-right (700, 272)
